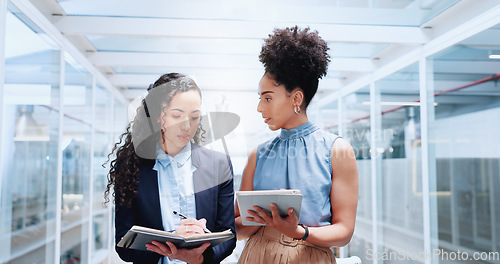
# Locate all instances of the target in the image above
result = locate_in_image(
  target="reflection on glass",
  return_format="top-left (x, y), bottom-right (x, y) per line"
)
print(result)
top-left (1, 3), bottom-right (60, 263)
top-left (430, 32), bottom-right (500, 254)
top-left (92, 85), bottom-right (113, 263)
top-left (342, 87), bottom-right (373, 260)
top-left (60, 57), bottom-right (92, 264)
top-left (317, 100), bottom-right (338, 135)
top-left (376, 63), bottom-right (425, 260)
top-left (342, 89), bottom-right (371, 160)
top-left (93, 213), bottom-right (109, 253)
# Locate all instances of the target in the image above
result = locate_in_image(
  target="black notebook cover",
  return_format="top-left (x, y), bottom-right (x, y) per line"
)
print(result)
top-left (117, 226), bottom-right (234, 250)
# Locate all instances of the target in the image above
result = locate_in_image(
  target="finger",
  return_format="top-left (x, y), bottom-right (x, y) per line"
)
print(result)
top-left (252, 206), bottom-right (272, 222)
top-left (245, 216), bottom-right (257, 222)
top-left (166, 242), bottom-right (178, 256)
top-left (151, 241), bottom-right (169, 252)
top-left (180, 218), bottom-right (202, 226)
top-left (288, 207), bottom-right (298, 220)
top-left (180, 218), bottom-right (206, 230)
top-left (145, 243), bottom-right (160, 253)
top-left (148, 243), bottom-right (169, 256)
top-left (270, 203), bottom-right (281, 220)
top-left (186, 225), bottom-right (205, 235)
top-left (246, 210), bottom-right (266, 223)
top-left (199, 218), bottom-right (207, 227)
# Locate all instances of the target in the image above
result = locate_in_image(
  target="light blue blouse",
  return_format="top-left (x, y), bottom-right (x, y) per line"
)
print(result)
top-left (254, 122), bottom-right (339, 227)
top-left (153, 142), bottom-right (197, 264)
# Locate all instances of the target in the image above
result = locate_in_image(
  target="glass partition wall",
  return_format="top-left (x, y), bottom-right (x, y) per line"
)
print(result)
top-left (376, 63), bottom-right (426, 262)
top-left (60, 55), bottom-right (93, 264)
top-left (342, 87), bottom-right (374, 260)
top-left (330, 22), bottom-right (500, 264)
top-left (0, 1), bottom-right (127, 263)
top-left (2, 3), bottom-right (60, 263)
top-left (2, 1), bottom-right (500, 264)
top-left (92, 85), bottom-right (113, 263)
top-left (428, 26), bottom-right (500, 257)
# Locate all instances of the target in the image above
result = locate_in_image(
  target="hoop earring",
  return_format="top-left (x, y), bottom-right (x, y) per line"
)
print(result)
top-left (294, 106), bottom-right (300, 114)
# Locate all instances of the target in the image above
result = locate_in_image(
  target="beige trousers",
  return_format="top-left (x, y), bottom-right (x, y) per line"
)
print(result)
top-left (238, 227), bottom-right (337, 264)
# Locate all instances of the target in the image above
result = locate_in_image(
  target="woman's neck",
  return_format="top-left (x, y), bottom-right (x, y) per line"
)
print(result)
top-left (161, 142), bottom-right (183, 157)
top-left (282, 113), bottom-right (309, 130)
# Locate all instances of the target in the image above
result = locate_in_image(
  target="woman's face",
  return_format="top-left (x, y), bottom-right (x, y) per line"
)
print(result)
top-left (159, 89), bottom-right (201, 155)
top-left (257, 73), bottom-right (296, 131)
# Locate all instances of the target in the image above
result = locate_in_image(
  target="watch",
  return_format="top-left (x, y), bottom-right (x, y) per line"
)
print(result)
top-left (298, 224), bottom-right (309, 241)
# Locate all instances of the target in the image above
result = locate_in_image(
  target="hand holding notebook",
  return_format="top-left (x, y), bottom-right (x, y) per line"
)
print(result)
top-left (117, 226), bottom-right (234, 251)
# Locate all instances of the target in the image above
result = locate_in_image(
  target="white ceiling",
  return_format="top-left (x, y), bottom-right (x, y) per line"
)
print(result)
top-left (27, 0), bottom-right (464, 98)
top-left (9, 0), bottom-right (500, 157)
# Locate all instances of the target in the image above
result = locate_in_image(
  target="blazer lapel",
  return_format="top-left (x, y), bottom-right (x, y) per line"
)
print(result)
top-left (141, 159), bottom-right (164, 230)
top-left (191, 144), bottom-right (203, 215)
top-left (191, 145), bottom-right (218, 230)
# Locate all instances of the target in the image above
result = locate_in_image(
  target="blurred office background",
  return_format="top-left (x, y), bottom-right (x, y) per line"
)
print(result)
top-left (1, 0), bottom-right (499, 263)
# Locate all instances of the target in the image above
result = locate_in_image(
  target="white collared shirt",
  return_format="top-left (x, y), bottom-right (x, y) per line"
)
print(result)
top-left (153, 142), bottom-right (197, 264)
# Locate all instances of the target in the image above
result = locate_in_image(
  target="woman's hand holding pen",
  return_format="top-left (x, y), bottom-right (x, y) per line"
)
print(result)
top-left (176, 218), bottom-right (208, 237)
top-left (146, 212), bottom-right (211, 264)
top-left (173, 210), bottom-right (212, 236)
top-left (246, 203), bottom-right (304, 239)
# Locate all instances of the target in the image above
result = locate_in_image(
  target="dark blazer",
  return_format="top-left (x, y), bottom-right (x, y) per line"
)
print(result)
top-left (115, 145), bottom-right (236, 264)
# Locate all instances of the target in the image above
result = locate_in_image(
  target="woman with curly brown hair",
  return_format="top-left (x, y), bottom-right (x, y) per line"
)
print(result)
top-left (105, 73), bottom-right (236, 264)
top-left (235, 26), bottom-right (359, 263)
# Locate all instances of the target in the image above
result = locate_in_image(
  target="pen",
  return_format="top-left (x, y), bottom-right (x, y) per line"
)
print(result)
top-left (172, 210), bottom-right (187, 219)
top-left (172, 211), bottom-right (212, 233)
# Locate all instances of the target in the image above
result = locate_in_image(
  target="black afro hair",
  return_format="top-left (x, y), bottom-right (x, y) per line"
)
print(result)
top-left (259, 26), bottom-right (330, 107)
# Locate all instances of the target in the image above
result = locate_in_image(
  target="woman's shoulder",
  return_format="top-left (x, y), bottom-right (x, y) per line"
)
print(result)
top-left (192, 144), bottom-right (228, 160)
top-left (191, 144), bottom-right (234, 183)
top-left (256, 134), bottom-right (281, 150)
top-left (191, 144), bottom-right (233, 169)
top-left (307, 127), bottom-right (340, 148)
top-left (314, 127), bottom-right (339, 139)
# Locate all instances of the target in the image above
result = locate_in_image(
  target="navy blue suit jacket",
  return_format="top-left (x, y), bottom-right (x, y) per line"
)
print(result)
top-left (115, 145), bottom-right (236, 264)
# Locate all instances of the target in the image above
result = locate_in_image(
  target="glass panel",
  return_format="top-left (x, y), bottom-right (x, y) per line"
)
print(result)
top-left (376, 62), bottom-right (425, 262)
top-left (60, 55), bottom-right (92, 264)
top-left (1, 2), bottom-right (60, 263)
top-left (114, 99), bottom-right (128, 141)
top-left (93, 85), bottom-right (112, 210)
top-left (91, 85), bottom-right (113, 263)
top-left (91, 212), bottom-right (109, 264)
top-left (429, 23), bottom-right (500, 255)
top-left (316, 99), bottom-right (338, 135)
top-left (64, 55), bottom-right (92, 125)
top-left (342, 87), bottom-right (371, 161)
top-left (342, 86), bottom-right (373, 260)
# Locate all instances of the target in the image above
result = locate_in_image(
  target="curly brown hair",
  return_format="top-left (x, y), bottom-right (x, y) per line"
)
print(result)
top-left (104, 73), bottom-right (205, 208)
top-left (259, 26), bottom-right (330, 108)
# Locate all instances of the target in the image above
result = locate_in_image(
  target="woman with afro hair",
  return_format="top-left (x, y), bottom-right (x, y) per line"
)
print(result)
top-left (235, 26), bottom-right (359, 263)
top-left (105, 73), bottom-right (236, 264)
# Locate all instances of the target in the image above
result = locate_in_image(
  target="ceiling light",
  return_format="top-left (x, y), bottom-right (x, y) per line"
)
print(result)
top-left (14, 105), bottom-right (49, 141)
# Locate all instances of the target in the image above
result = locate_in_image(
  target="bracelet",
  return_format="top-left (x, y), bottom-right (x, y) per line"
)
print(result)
top-left (295, 224), bottom-right (309, 241)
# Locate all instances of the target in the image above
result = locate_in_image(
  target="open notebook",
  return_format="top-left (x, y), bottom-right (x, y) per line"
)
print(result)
top-left (117, 225), bottom-right (234, 250)
top-left (236, 189), bottom-right (303, 226)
